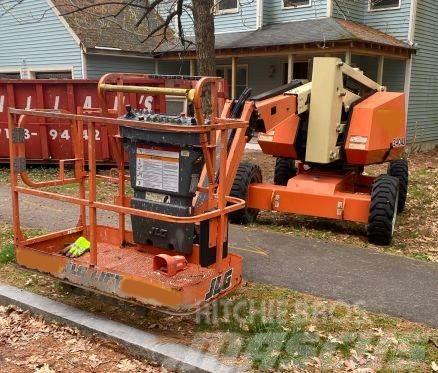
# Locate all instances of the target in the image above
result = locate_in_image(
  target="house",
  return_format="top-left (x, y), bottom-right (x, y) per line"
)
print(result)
top-left (0, 0), bottom-right (160, 79)
top-left (0, 0), bottom-right (436, 148)
top-left (160, 0), bottom-right (437, 148)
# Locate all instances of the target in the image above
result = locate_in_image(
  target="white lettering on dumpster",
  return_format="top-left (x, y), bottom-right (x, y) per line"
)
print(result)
top-left (83, 96), bottom-right (92, 109)
top-left (47, 128), bottom-right (101, 141)
top-left (138, 95), bottom-right (154, 111)
top-left (113, 95), bottom-right (126, 111)
top-left (54, 95), bottom-right (60, 110)
top-left (145, 96), bottom-right (153, 111)
top-left (0, 95), bottom-right (4, 113)
top-left (0, 128), bottom-right (102, 141)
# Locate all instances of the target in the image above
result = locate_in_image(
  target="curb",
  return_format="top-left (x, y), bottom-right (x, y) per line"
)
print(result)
top-left (0, 283), bottom-right (239, 373)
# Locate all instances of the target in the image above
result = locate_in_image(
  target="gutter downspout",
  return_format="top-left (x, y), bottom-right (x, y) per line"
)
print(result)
top-left (256, 0), bottom-right (263, 29)
top-left (80, 45), bottom-right (87, 79)
top-left (404, 0), bottom-right (417, 121)
top-left (326, 0), bottom-right (333, 18)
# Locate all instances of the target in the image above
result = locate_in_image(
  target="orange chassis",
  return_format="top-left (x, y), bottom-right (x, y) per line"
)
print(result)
top-left (8, 75), bottom-right (249, 314)
top-left (248, 166), bottom-right (373, 224)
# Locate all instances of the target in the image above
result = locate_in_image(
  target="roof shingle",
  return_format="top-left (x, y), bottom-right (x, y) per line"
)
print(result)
top-left (52, 0), bottom-right (171, 54)
top-left (50, 2), bottom-right (413, 56)
top-left (159, 17), bottom-right (413, 54)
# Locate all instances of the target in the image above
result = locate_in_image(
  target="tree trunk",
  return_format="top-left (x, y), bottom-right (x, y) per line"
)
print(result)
top-left (191, 0), bottom-right (216, 76)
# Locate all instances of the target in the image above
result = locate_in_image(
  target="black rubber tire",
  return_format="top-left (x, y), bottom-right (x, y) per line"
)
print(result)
top-left (230, 162), bottom-right (262, 225)
top-left (387, 159), bottom-right (408, 213)
top-left (367, 175), bottom-right (400, 246)
top-left (274, 158), bottom-right (297, 186)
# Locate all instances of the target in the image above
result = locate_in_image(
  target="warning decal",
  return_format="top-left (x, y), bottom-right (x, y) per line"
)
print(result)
top-left (136, 148), bottom-right (180, 192)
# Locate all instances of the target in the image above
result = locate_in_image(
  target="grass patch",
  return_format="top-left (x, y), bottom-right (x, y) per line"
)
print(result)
top-left (1, 224), bottom-right (15, 264)
top-left (0, 223), bottom-right (434, 370)
top-left (0, 243), bottom-right (14, 264)
top-left (5, 219), bottom-right (438, 371)
top-left (0, 165), bottom-right (133, 203)
top-left (0, 225), bottom-right (46, 264)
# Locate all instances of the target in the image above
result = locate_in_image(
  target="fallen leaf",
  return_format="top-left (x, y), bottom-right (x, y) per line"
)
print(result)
top-left (343, 359), bottom-right (356, 371)
top-left (34, 364), bottom-right (55, 373)
top-left (432, 361), bottom-right (438, 372)
top-left (372, 328), bottom-right (384, 337)
top-left (307, 325), bottom-right (316, 333)
top-left (88, 354), bottom-right (102, 368)
top-left (117, 359), bottom-right (138, 372)
top-left (328, 334), bottom-right (342, 344)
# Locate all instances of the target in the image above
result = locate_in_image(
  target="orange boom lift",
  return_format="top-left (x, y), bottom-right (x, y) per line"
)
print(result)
top-left (8, 75), bottom-right (250, 313)
top-left (228, 57), bottom-right (408, 245)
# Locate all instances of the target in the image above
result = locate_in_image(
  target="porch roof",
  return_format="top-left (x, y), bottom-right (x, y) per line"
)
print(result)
top-left (159, 18), bottom-right (415, 59)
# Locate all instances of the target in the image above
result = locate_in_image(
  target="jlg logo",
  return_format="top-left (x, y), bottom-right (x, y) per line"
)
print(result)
top-left (204, 268), bottom-right (233, 301)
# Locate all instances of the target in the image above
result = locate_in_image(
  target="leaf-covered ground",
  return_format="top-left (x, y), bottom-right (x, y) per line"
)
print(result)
top-left (0, 304), bottom-right (164, 373)
top-left (243, 148), bottom-right (438, 262)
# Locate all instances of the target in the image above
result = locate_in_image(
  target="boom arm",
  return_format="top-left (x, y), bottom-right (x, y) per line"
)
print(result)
top-left (304, 57), bottom-right (386, 164)
top-left (250, 57), bottom-right (389, 164)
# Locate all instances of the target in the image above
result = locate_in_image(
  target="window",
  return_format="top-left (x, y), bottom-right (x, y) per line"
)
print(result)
top-left (216, 0), bottom-right (238, 14)
top-left (166, 96), bottom-right (187, 115)
top-left (0, 72), bottom-right (20, 79)
top-left (283, 0), bottom-right (311, 8)
top-left (34, 71), bottom-right (72, 79)
top-left (282, 62), bottom-right (309, 84)
top-left (216, 65), bottom-right (248, 98)
top-left (369, 0), bottom-right (400, 11)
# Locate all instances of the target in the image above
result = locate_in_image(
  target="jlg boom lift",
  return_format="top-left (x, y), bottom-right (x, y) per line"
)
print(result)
top-left (229, 57), bottom-right (408, 245)
top-left (8, 75), bottom-right (248, 312)
top-left (7, 58), bottom-right (407, 312)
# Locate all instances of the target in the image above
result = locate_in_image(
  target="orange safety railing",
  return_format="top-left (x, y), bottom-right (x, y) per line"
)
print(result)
top-left (8, 75), bottom-right (249, 271)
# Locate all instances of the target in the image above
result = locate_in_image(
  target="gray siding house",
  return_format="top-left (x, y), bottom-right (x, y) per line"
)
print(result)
top-left (163, 0), bottom-right (437, 147)
top-left (0, 0), bottom-right (437, 147)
